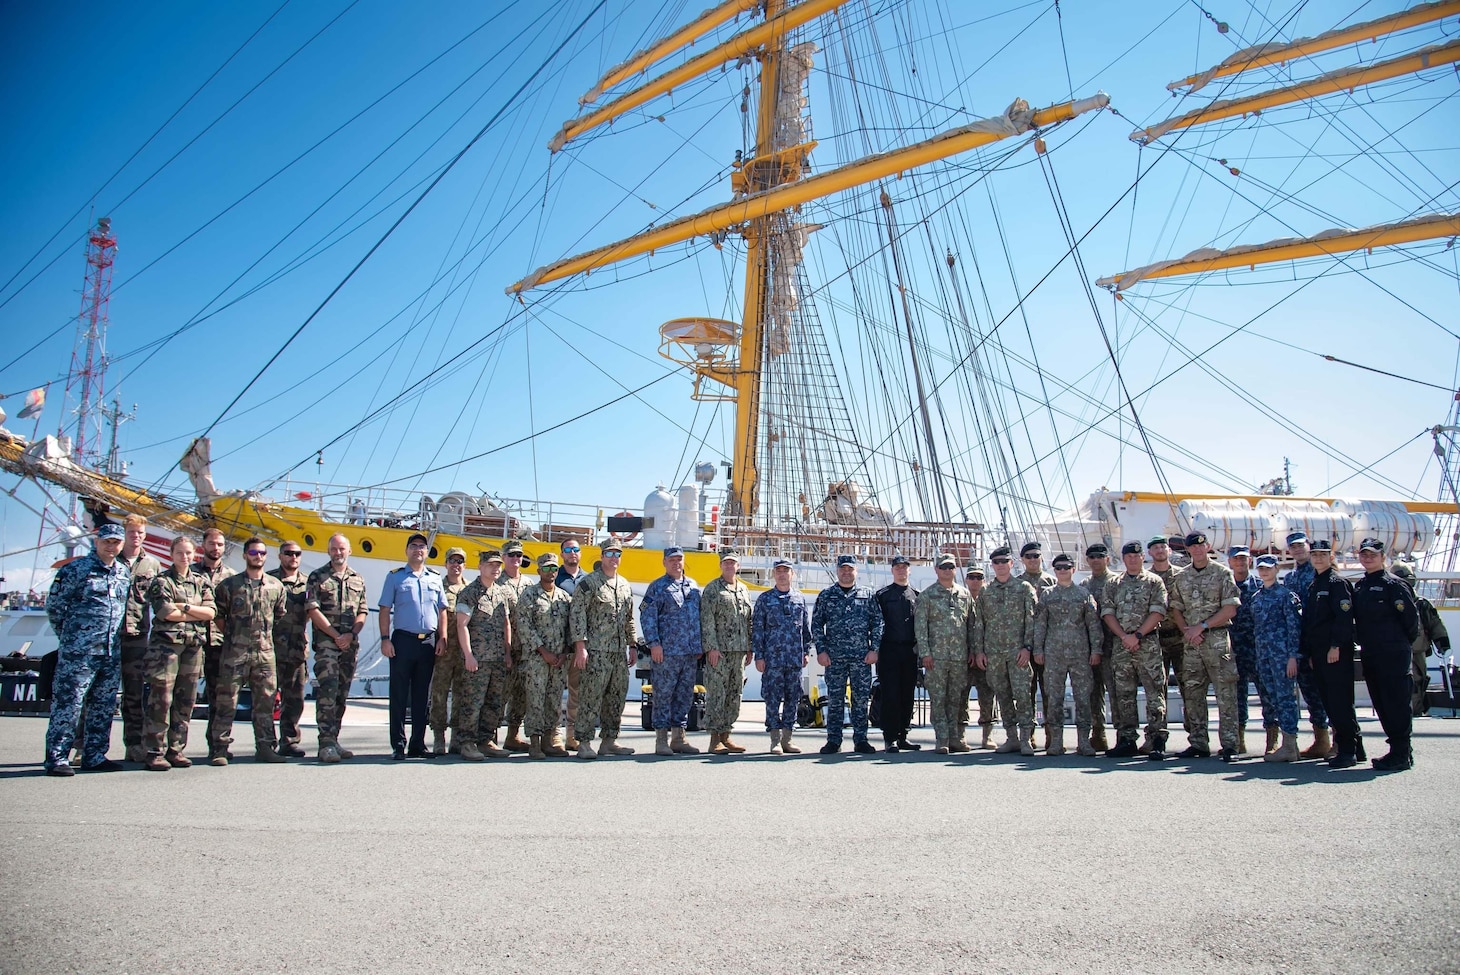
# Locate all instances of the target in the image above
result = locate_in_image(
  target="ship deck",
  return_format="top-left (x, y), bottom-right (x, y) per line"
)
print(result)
top-left (1, 703), bottom-right (1457, 974)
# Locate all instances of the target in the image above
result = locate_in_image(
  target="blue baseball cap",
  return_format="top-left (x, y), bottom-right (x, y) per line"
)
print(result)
top-left (95, 523), bottom-right (125, 540)
top-left (1226, 546), bottom-right (1250, 559)
top-left (1255, 554), bottom-right (1279, 568)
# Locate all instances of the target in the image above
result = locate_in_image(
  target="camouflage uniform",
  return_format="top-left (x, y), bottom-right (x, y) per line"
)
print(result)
top-left (1283, 560), bottom-right (1329, 731)
top-left (498, 567), bottom-right (530, 735)
top-left (812, 582), bottom-right (884, 746)
top-left (973, 577), bottom-right (1038, 737)
top-left (570, 570), bottom-right (636, 742)
top-left (267, 567), bottom-right (310, 750)
top-left (1081, 569), bottom-right (1119, 742)
top-left (1102, 570), bottom-right (1169, 748)
top-left (1250, 583), bottom-right (1302, 736)
top-left (212, 573), bottom-right (287, 752)
top-left (1032, 583), bottom-right (1101, 741)
top-left (1168, 561), bottom-right (1242, 752)
top-left (1151, 563), bottom-right (1184, 684)
top-left (515, 582), bottom-right (573, 739)
top-left (913, 583), bottom-right (974, 744)
top-left (44, 551), bottom-right (129, 770)
top-left (752, 587), bottom-right (812, 730)
top-left (196, 560), bottom-right (236, 751)
top-left (1403, 587), bottom-right (1450, 715)
top-left (117, 549), bottom-right (162, 754)
top-left (304, 565), bottom-right (369, 748)
top-left (456, 576), bottom-right (513, 745)
top-left (144, 566), bottom-right (214, 758)
top-left (1019, 568), bottom-right (1056, 724)
top-left (700, 575), bottom-right (753, 733)
top-left (642, 573), bottom-right (703, 731)
top-left (428, 576), bottom-right (469, 737)
top-left (1232, 573), bottom-right (1274, 731)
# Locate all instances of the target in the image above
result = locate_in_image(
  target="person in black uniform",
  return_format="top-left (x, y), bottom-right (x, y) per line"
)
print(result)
top-left (1301, 540), bottom-right (1360, 769)
top-left (1352, 537), bottom-right (1421, 771)
top-left (875, 555), bottom-right (921, 753)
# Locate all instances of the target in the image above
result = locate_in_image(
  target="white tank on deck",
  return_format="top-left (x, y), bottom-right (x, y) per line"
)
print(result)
top-left (1178, 499), bottom-right (1272, 552)
top-left (676, 484), bottom-right (699, 551)
top-left (643, 484), bottom-right (677, 550)
top-left (1259, 500), bottom-right (1354, 553)
top-left (1334, 499), bottom-right (1433, 554)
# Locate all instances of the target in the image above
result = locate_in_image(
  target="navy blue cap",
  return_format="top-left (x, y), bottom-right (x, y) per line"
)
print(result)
top-left (836, 554), bottom-right (857, 566)
top-left (1226, 546), bottom-right (1250, 559)
top-left (1310, 539), bottom-right (1333, 553)
top-left (1358, 537), bottom-right (1384, 553)
top-left (772, 557), bottom-right (793, 568)
top-left (95, 523), bottom-right (125, 540)
top-left (1184, 531), bottom-right (1208, 547)
top-left (1255, 554), bottom-right (1279, 568)
top-left (1121, 541), bottom-right (1144, 556)
top-left (663, 546), bottom-right (683, 558)
top-left (1285, 531), bottom-right (1309, 547)
top-left (890, 554), bottom-right (910, 566)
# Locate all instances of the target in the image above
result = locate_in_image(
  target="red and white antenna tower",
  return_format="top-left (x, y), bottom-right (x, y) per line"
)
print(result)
top-left (59, 215), bottom-right (117, 471)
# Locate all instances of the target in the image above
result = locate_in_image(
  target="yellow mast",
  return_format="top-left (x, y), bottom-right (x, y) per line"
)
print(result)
top-left (1168, 0), bottom-right (1460, 92)
top-left (1096, 212), bottom-right (1460, 291)
top-left (1135, 39), bottom-right (1460, 143)
top-left (577, 0), bottom-right (763, 106)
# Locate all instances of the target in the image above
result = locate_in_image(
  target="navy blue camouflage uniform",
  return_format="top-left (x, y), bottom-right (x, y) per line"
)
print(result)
top-left (752, 587), bottom-right (812, 730)
top-left (812, 582), bottom-right (884, 745)
top-left (1284, 560), bottom-right (1329, 731)
top-left (44, 550), bottom-right (130, 770)
top-left (1250, 582), bottom-right (1302, 735)
top-left (1231, 573), bottom-right (1274, 730)
top-left (640, 573), bottom-right (703, 731)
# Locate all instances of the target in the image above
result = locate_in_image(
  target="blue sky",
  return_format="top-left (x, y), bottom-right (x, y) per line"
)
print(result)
top-left (1, 0), bottom-right (1457, 586)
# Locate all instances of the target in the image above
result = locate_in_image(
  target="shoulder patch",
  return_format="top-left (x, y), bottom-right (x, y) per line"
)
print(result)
top-left (1338, 599), bottom-right (1351, 612)
top-left (1395, 600), bottom-right (1405, 613)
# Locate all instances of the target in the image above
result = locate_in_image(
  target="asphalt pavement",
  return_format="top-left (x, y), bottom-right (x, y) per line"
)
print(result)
top-left (2, 701), bottom-right (1458, 975)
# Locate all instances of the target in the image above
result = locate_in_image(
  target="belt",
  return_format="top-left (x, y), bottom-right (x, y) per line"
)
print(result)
top-left (394, 628), bottom-right (435, 641)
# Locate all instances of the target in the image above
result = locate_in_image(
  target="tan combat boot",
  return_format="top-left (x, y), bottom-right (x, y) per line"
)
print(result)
top-left (565, 728), bottom-right (580, 751)
top-left (980, 726), bottom-right (995, 750)
top-left (460, 741), bottom-right (485, 762)
top-left (599, 736), bottom-right (635, 756)
top-left (1019, 728), bottom-right (1036, 756)
top-left (769, 730), bottom-right (784, 755)
top-left (994, 731), bottom-right (1021, 754)
top-left (504, 722), bottom-right (530, 752)
top-left (576, 739), bottom-right (598, 759)
top-left (1089, 729), bottom-right (1109, 752)
top-left (255, 745), bottom-right (286, 764)
top-left (433, 730), bottom-right (446, 756)
top-left (1076, 735), bottom-right (1099, 757)
top-left (721, 733), bottom-right (746, 754)
top-left (780, 729), bottom-right (801, 754)
top-left (708, 732), bottom-right (730, 755)
top-left (481, 738), bottom-right (510, 759)
top-left (1301, 726), bottom-right (1331, 759)
top-left (528, 735), bottom-right (545, 761)
top-left (1138, 737), bottom-right (1153, 755)
top-left (934, 739), bottom-right (949, 755)
top-left (543, 731), bottom-right (569, 757)
top-left (1046, 727), bottom-right (1066, 756)
top-left (336, 744), bottom-right (355, 760)
top-left (670, 728), bottom-right (700, 754)
top-left (948, 726), bottom-right (970, 753)
top-left (1265, 726), bottom-right (1280, 755)
top-left (1265, 732), bottom-right (1299, 763)
top-left (655, 729), bottom-right (673, 756)
top-left (1236, 729), bottom-right (1248, 755)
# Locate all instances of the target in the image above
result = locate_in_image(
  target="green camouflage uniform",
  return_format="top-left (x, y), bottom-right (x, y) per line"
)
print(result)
top-left (267, 567), bottom-right (310, 749)
top-left (304, 565), bottom-right (369, 747)
top-left (498, 570), bottom-right (530, 730)
top-left (196, 560), bottom-right (236, 750)
top-left (118, 550), bottom-right (162, 751)
top-left (212, 573), bottom-right (287, 752)
top-left (1032, 582), bottom-right (1101, 738)
top-left (515, 582), bottom-right (573, 739)
top-left (1167, 560), bottom-right (1242, 752)
top-left (570, 570), bottom-right (637, 743)
top-left (700, 575), bottom-right (753, 733)
top-left (143, 567), bottom-right (214, 757)
top-left (973, 576), bottom-right (1038, 736)
top-left (1152, 563), bottom-right (1184, 683)
top-left (455, 577), bottom-right (512, 745)
top-left (1102, 570), bottom-right (1169, 748)
top-left (914, 582), bottom-right (975, 742)
top-left (1081, 569), bottom-right (1119, 739)
top-left (428, 577), bottom-right (468, 735)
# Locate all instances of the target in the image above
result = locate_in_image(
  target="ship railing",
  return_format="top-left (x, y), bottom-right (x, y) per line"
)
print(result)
top-left (713, 515), bottom-right (986, 566)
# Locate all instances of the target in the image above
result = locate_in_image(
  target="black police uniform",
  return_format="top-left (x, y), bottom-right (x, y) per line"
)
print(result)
top-left (1353, 569), bottom-right (1421, 767)
top-left (874, 581), bottom-right (919, 749)
top-left (1301, 566), bottom-right (1359, 761)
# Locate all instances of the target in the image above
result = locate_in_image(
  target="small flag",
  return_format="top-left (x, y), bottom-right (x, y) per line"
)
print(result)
top-left (17, 387), bottom-right (45, 419)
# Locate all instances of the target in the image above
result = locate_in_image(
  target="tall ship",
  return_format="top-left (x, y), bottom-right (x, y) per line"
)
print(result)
top-left (2, 1), bottom-right (1458, 691)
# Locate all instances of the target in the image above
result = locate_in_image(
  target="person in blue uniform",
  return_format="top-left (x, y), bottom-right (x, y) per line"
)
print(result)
top-left (1301, 540), bottom-right (1361, 768)
top-left (811, 555), bottom-right (884, 754)
top-left (43, 523), bottom-right (130, 776)
top-left (641, 545), bottom-right (703, 756)
top-left (379, 532), bottom-right (449, 760)
top-left (1352, 538), bottom-right (1421, 771)
top-left (753, 559), bottom-right (812, 755)
top-left (1250, 555), bottom-right (1302, 762)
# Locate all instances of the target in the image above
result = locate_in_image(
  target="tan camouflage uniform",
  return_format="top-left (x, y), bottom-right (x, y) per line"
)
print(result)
top-left (1152, 563), bottom-right (1184, 683)
top-left (499, 564), bottom-right (530, 733)
top-left (515, 582), bottom-right (573, 739)
top-left (456, 577), bottom-right (513, 745)
top-left (212, 573), bottom-right (287, 752)
top-left (570, 570), bottom-right (637, 743)
top-left (700, 575), bottom-right (753, 733)
top-left (304, 565), bottom-right (369, 748)
top-left (973, 577), bottom-right (1038, 736)
top-left (1081, 569), bottom-right (1119, 742)
top-left (143, 567), bottom-right (214, 758)
top-left (1102, 570), bottom-right (1169, 748)
top-left (1032, 583), bottom-right (1101, 740)
top-left (267, 566), bottom-right (310, 749)
top-left (428, 576), bottom-right (469, 737)
top-left (914, 582), bottom-right (975, 743)
top-left (1168, 561), bottom-right (1242, 752)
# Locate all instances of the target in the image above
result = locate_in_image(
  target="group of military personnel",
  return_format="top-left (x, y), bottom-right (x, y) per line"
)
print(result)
top-left (39, 517), bottom-right (1445, 775)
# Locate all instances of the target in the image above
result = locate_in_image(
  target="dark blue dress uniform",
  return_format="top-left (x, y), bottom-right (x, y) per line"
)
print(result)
top-left (874, 573), bottom-right (918, 749)
top-left (1353, 565), bottom-right (1421, 770)
top-left (1300, 565), bottom-right (1359, 765)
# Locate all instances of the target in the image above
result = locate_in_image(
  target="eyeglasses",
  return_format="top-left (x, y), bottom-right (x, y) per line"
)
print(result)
top-left (990, 557), bottom-right (1010, 564)
top-left (245, 549), bottom-right (267, 557)
top-left (562, 546), bottom-right (580, 552)
top-left (447, 557), bottom-right (465, 564)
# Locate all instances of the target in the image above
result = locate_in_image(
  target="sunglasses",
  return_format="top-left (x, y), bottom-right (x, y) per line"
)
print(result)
top-left (447, 557), bottom-right (466, 564)
top-left (562, 546), bottom-right (581, 552)
top-left (603, 551), bottom-right (622, 557)
top-left (280, 550), bottom-right (302, 557)
top-left (990, 557), bottom-right (1010, 564)
top-left (245, 549), bottom-right (268, 557)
